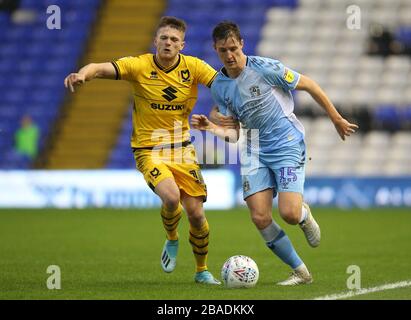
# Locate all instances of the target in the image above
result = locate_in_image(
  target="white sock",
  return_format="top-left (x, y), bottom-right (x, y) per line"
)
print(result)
top-left (294, 263), bottom-right (309, 274)
top-left (299, 205), bottom-right (308, 224)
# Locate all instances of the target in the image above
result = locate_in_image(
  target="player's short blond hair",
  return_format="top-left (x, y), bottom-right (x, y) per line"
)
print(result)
top-left (156, 16), bottom-right (187, 34)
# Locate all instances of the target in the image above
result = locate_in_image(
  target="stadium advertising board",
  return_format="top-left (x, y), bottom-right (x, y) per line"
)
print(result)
top-left (234, 177), bottom-right (411, 208)
top-left (0, 170), bottom-right (235, 209)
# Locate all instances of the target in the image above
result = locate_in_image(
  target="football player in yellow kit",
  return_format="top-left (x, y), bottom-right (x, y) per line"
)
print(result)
top-left (64, 16), bottom-right (220, 285)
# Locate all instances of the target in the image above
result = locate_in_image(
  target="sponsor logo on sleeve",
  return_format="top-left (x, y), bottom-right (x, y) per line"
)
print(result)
top-left (283, 68), bottom-right (295, 83)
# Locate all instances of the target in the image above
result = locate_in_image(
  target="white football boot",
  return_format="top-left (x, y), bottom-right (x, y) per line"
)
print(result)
top-left (277, 264), bottom-right (313, 286)
top-left (160, 239), bottom-right (178, 273)
top-left (299, 202), bottom-right (321, 248)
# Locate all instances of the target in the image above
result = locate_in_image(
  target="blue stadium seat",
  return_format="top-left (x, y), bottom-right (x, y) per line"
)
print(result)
top-left (69, 0), bottom-right (101, 9)
top-left (49, 43), bottom-right (82, 59)
top-left (0, 119), bottom-right (15, 134)
top-left (0, 60), bottom-right (14, 74)
top-left (10, 75), bottom-right (33, 89)
top-left (240, 23), bottom-right (262, 40)
top-left (374, 105), bottom-right (401, 131)
top-left (20, 0), bottom-right (43, 9)
top-left (17, 59), bottom-right (44, 73)
top-left (57, 27), bottom-right (89, 42)
top-left (107, 148), bottom-right (135, 168)
top-left (24, 42), bottom-right (49, 57)
top-left (0, 43), bottom-right (21, 58)
top-left (271, 0), bottom-right (298, 8)
top-left (167, 0), bottom-right (191, 8)
top-left (3, 89), bottom-right (27, 104)
top-left (0, 150), bottom-right (32, 169)
top-left (0, 135), bottom-right (14, 152)
top-left (401, 105), bottom-right (411, 128)
top-left (27, 88), bottom-right (64, 105)
top-left (63, 10), bottom-right (95, 24)
top-left (4, 26), bottom-right (31, 42)
top-left (44, 58), bottom-right (74, 73)
top-left (0, 75), bottom-right (7, 90)
top-left (33, 75), bottom-right (65, 90)
top-left (202, 52), bottom-right (223, 69)
top-left (0, 0), bottom-right (101, 169)
top-left (396, 26), bottom-right (411, 46)
top-left (0, 12), bottom-right (10, 27)
top-left (30, 27), bottom-right (57, 41)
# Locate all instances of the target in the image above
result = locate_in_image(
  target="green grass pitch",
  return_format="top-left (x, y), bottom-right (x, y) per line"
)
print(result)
top-left (0, 208), bottom-right (410, 300)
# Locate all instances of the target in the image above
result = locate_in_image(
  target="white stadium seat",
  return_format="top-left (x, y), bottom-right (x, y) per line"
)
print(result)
top-left (362, 131), bottom-right (391, 148)
top-left (391, 132), bottom-right (411, 148)
top-left (257, 1), bottom-right (411, 177)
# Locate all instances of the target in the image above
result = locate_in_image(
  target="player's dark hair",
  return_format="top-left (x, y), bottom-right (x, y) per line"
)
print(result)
top-left (156, 16), bottom-right (186, 34)
top-left (212, 21), bottom-right (242, 43)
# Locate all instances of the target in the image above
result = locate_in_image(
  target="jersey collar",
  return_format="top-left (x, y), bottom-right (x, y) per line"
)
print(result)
top-left (153, 54), bottom-right (181, 73)
top-left (221, 56), bottom-right (249, 78)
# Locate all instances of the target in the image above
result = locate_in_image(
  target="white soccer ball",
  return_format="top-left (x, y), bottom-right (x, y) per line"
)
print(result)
top-left (221, 255), bottom-right (259, 288)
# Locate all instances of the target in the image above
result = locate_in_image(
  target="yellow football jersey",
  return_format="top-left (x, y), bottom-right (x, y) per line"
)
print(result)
top-left (112, 53), bottom-right (217, 148)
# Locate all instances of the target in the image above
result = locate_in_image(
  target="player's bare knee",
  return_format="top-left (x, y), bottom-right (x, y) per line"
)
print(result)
top-left (187, 209), bottom-right (205, 228)
top-left (279, 206), bottom-right (300, 225)
top-left (250, 210), bottom-right (272, 229)
top-left (162, 193), bottom-right (180, 211)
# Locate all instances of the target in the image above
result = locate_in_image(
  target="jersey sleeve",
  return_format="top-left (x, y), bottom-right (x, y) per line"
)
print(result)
top-left (194, 57), bottom-right (218, 88)
top-left (211, 84), bottom-right (227, 115)
top-left (254, 56), bottom-right (300, 91)
top-left (111, 56), bottom-right (141, 82)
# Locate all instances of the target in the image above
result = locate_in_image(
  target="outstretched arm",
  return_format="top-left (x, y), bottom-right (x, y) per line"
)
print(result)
top-left (296, 74), bottom-right (359, 140)
top-left (64, 62), bottom-right (116, 92)
top-left (191, 114), bottom-right (239, 143)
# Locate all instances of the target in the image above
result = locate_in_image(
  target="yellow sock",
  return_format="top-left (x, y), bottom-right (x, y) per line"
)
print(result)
top-left (160, 203), bottom-right (182, 241)
top-left (189, 219), bottom-right (209, 273)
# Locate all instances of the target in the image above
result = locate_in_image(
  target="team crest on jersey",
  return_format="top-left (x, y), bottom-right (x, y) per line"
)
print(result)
top-left (150, 71), bottom-right (158, 79)
top-left (283, 68), bottom-right (295, 83)
top-left (150, 167), bottom-right (161, 178)
top-left (249, 85), bottom-right (261, 97)
top-left (181, 69), bottom-right (191, 82)
top-left (224, 97), bottom-right (233, 110)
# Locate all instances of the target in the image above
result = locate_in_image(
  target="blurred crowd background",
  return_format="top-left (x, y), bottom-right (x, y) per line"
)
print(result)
top-left (0, 0), bottom-right (411, 177)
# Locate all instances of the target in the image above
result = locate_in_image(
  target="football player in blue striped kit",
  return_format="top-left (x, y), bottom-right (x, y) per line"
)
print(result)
top-left (191, 21), bottom-right (358, 285)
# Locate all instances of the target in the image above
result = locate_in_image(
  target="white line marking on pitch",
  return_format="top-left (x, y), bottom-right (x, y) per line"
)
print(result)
top-left (313, 280), bottom-right (411, 300)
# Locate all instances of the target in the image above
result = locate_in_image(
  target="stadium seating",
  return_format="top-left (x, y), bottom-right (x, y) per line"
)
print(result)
top-left (257, 0), bottom-right (411, 176)
top-left (107, 106), bottom-right (135, 169)
top-left (108, 0), bottom-right (295, 168)
top-left (0, 0), bottom-right (101, 168)
top-left (302, 116), bottom-right (411, 176)
top-left (107, 0), bottom-right (411, 176)
top-left (2, 0), bottom-right (410, 176)
top-left (45, 1), bottom-right (165, 169)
